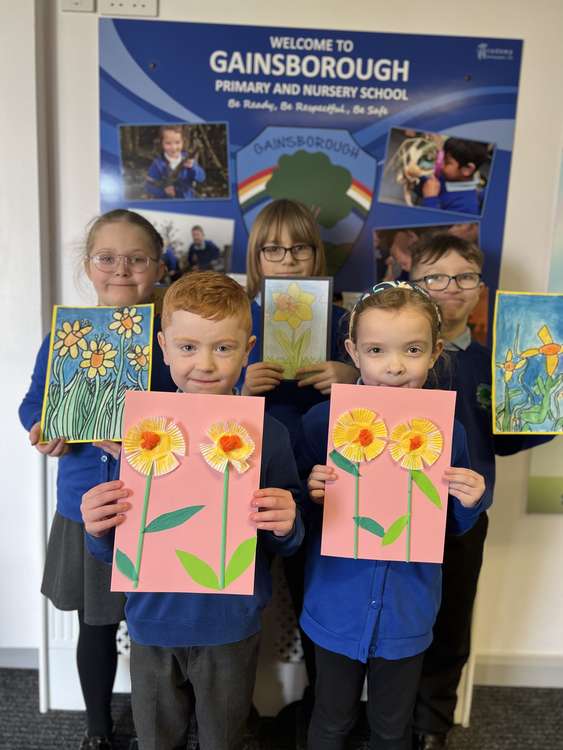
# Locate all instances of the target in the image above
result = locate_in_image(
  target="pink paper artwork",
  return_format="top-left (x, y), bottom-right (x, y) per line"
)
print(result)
top-left (111, 390), bottom-right (265, 594)
top-left (322, 384), bottom-right (456, 564)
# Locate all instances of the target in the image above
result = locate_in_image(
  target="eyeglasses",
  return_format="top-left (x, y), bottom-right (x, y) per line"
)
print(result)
top-left (410, 272), bottom-right (482, 291)
top-left (260, 244), bottom-right (315, 262)
top-left (88, 253), bottom-right (159, 273)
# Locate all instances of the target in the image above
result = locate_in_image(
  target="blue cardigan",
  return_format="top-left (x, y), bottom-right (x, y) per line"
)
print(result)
top-left (18, 316), bottom-right (176, 522)
top-left (86, 413), bottom-right (304, 648)
top-left (242, 299), bottom-right (350, 443)
top-left (420, 175), bottom-right (480, 215)
top-left (296, 399), bottom-right (488, 664)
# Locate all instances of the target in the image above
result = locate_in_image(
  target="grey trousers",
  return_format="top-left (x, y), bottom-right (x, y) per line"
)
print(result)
top-left (130, 632), bottom-right (260, 750)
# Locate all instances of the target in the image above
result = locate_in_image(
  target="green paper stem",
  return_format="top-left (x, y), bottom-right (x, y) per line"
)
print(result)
top-left (354, 469), bottom-right (359, 560)
top-left (406, 469), bottom-right (413, 563)
top-left (219, 463), bottom-right (230, 590)
top-left (133, 463), bottom-right (154, 589)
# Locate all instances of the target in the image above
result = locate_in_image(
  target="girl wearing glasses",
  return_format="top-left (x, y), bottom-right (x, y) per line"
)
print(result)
top-left (19, 209), bottom-right (176, 750)
top-left (243, 199), bottom-right (358, 442)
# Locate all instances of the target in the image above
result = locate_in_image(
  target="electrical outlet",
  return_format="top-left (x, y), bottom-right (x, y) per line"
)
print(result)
top-left (98, 0), bottom-right (158, 16)
top-left (61, 0), bottom-right (96, 11)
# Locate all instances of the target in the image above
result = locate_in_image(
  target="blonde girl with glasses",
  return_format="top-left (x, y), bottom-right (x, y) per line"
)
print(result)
top-left (19, 209), bottom-right (176, 750)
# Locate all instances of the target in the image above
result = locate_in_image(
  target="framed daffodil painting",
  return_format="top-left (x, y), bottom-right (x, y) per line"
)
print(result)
top-left (111, 390), bottom-right (265, 594)
top-left (261, 276), bottom-right (333, 379)
top-left (40, 304), bottom-right (154, 442)
top-left (492, 292), bottom-right (563, 435)
top-left (322, 384), bottom-right (456, 563)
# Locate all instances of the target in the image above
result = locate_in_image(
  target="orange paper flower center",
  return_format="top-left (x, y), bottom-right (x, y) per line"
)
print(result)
top-left (122, 316), bottom-right (134, 329)
top-left (355, 428), bottom-right (374, 447)
top-left (409, 434), bottom-right (424, 452)
top-left (540, 343), bottom-right (560, 356)
top-left (91, 352), bottom-right (104, 368)
top-left (140, 431), bottom-right (161, 450)
top-left (220, 434), bottom-right (243, 453)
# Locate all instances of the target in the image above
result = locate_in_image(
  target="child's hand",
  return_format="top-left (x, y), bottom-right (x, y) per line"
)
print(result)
top-left (251, 488), bottom-right (296, 537)
top-left (242, 362), bottom-right (283, 395)
top-left (164, 185), bottom-right (176, 197)
top-left (29, 422), bottom-right (69, 457)
top-left (184, 158), bottom-right (194, 168)
top-left (81, 480), bottom-right (131, 537)
top-left (307, 464), bottom-right (338, 504)
top-left (295, 361), bottom-right (359, 394)
top-left (422, 175), bottom-right (441, 198)
top-left (444, 467), bottom-right (485, 508)
top-left (92, 441), bottom-right (122, 460)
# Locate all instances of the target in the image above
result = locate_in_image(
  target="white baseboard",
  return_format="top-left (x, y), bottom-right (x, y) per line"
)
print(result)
top-left (474, 652), bottom-right (563, 688)
top-left (0, 648), bottom-right (39, 669)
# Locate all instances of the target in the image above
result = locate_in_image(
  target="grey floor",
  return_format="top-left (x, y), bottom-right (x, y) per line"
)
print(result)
top-left (1, 668), bottom-right (562, 749)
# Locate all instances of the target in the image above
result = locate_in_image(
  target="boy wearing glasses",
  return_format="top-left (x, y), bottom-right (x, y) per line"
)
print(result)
top-left (409, 233), bottom-right (553, 750)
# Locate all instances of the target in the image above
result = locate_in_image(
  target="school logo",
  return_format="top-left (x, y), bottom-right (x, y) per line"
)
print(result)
top-left (236, 126), bottom-right (376, 276)
top-left (476, 42), bottom-right (514, 62)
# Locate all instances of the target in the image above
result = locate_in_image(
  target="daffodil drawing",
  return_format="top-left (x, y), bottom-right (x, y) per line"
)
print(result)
top-left (493, 293), bottom-right (563, 434)
top-left (41, 305), bottom-right (154, 443)
top-left (116, 417), bottom-right (203, 589)
top-left (329, 409), bottom-right (388, 559)
top-left (176, 422), bottom-right (257, 590)
top-left (386, 418), bottom-right (444, 562)
top-left (269, 281), bottom-right (316, 378)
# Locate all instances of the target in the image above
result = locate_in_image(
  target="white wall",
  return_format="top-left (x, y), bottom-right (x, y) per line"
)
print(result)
top-left (3, 0), bottom-right (563, 682)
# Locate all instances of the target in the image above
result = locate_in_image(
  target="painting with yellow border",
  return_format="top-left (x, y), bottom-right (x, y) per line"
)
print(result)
top-left (492, 292), bottom-right (562, 435)
top-left (40, 304), bottom-right (154, 442)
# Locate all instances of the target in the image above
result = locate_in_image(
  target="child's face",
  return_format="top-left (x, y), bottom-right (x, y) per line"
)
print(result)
top-left (161, 130), bottom-right (184, 159)
top-left (411, 251), bottom-right (483, 331)
top-left (345, 306), bottom-right (442, 389)
top-left (259, 225), bottom-right (315, 279)
top-left (442, 153), bottom-right (475, 182)
top-left (158, 311), bottom-right (255, 395)
top-left (86, 222), bottom-right (164, 306)
top-left (192, 228), bottom-right (204, 244)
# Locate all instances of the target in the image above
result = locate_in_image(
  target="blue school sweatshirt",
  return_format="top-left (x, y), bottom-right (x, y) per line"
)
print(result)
top-left (145, 153), bottom-right (205, 199)
top-left (18, 316), bottom-right (176, 522)
top-left (241, 299), bottom-right (350, 443)
top-left (86, 413), bottom-right (304, 647)
top-left (436, 334), bottom-right (554, 489)
top-left (296, 399), bottom-right (488, 664)
top-left (420, 175), bottom-right (480, 215)
top-left (187, 240), bottom-right (221, 270)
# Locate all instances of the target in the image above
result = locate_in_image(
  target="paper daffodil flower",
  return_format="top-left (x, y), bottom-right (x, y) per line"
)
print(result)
top-left (124, 417), bottom-right (186, 476)
top-left (53, 320), bottom-right (92, 358)
top-left (388, 418), bottom-right (443, 471)
top-left (79, 340), bottom-right (117, 379)
top-left (109, 307), bottom-right (143, 339)
top-left (332, 408), bottom-right (388, 463)
top-left (520, 325), bottom-right (562, 377)
top-left (200, 422), bottom-right (254, 474)
top-left (272, 282), bottom-right (315, 330)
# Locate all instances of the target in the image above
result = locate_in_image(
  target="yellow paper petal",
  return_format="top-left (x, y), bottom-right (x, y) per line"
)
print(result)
top-left (410, 418), bottom-right (438, 435)
top-left (363, 438), bottom-right (386, 461)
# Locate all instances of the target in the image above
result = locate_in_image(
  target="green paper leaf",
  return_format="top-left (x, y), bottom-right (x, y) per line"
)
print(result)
top-left (225, 537), bottom-right (257, 587)
top-left (353, 516), bottom-right (385, 537)
top-left (115, 548), bottom-right (137, 582)
top-left (412, 471), bottom-right (442, 509)
top-left (145, 505), bottom-right (204, 533)
top-left (176, 550), bottom-right (220, 589)
top-left (329, 449), bottom-right (360, 476)
top-left (382, 515), bottom-right (409, 546)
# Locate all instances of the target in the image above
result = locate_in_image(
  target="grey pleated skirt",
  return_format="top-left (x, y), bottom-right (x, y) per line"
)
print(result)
top-left (41, 511), bottom-right (125, 626)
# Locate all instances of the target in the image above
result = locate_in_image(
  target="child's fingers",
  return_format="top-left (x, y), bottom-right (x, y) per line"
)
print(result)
top-left (29, 423), bottom-right (41, 445)
top-left (251, 508), bottom-right (293, 524)
top-left (309, 465), bottom-right (338, 481)
top-left (295, 371), bottom-right (324, 388)
top-left (86, 513), bottom-right (129, 536)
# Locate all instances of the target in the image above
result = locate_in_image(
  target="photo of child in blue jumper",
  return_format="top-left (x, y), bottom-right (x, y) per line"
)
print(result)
top-left (145, 125), bottom-right (205, 200)
top-left (296, 281), bottom-right (487, 750)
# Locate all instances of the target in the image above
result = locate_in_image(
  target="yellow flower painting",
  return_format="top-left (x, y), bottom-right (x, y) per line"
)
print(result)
top-left (272, 281), bottom-right (315, 330)
top-left (80, 340), bottom-right (117, 379)
top-left (53, 320), bottom-right (93, 359)
top-left (109, 307), bottom-right (143, 339)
